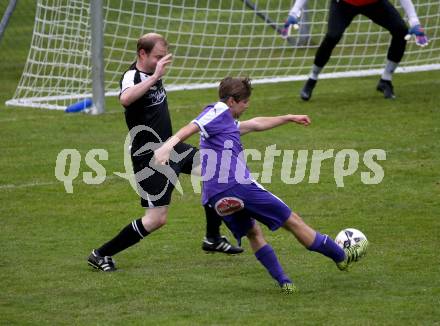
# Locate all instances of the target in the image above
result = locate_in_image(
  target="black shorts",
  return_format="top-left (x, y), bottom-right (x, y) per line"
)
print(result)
top-left (131, 143), bottom-right (198, 208)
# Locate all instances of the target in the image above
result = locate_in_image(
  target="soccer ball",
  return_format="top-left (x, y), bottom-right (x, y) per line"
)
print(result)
top-left (335, 228), bottom-right (368, 249)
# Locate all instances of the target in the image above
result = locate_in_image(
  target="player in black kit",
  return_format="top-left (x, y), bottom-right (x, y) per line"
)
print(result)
top-left (88, 33), bottom-right (242, 272)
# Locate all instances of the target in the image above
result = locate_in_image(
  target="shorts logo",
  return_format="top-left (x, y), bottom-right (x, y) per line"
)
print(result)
top-left (214, 197), bottom-right (244, 216)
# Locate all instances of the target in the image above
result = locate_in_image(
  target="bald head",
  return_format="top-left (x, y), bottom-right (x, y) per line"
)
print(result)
top-left (137, 33), bottom-right (168, 56)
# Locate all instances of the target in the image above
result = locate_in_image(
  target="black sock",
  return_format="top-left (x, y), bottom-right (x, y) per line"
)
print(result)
top-left (97, 218), bottom-right (149, 257)
top-left (204, 204), bottom-right (222, 241)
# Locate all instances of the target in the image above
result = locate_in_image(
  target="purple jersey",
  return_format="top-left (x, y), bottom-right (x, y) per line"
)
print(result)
top-left (192, 101), bottom-right (252, 204)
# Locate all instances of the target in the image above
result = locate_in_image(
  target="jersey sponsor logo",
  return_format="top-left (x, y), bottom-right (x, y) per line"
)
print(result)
top-left (145, 87), bottom-right (166, 108)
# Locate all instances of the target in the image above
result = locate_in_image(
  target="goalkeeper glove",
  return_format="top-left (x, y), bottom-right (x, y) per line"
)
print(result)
top-left (405, 24), bottom-right (428, 47)
top-left (281, 15), bottom-right (299, 39)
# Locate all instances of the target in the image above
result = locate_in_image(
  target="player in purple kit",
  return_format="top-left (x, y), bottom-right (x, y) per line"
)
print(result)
top-left (155, 77), bottom-right (367, 294)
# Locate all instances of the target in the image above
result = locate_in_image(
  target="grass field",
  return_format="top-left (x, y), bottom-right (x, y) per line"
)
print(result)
top-left (1, 1), bottom-right (440, 325)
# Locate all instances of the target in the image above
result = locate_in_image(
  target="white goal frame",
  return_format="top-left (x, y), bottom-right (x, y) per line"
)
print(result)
top-left (5, 0), bottom-right (440, 113)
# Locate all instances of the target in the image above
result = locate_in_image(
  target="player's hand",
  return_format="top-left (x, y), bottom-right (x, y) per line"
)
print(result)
top-left (153, 53), bottom-right (173, 79)
top-left (290, 114), bottom-right (311, 126)
top-left (154, 145), bottom-right (172, 165)
top-left (405, 25), bottom-right (428, 47)
top-left (281, 15), bottom-right (299, 39)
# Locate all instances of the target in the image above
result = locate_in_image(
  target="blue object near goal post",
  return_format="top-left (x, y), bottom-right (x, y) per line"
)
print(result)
top-left (65, 98), bottom-right (93, 113)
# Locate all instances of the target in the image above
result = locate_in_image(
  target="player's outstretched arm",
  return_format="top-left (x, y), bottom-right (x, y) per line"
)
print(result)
top-left (281, 0), bottom-right (307, 38)
top-left (239, 114), bottom-right (310, 135)
top-left (154, 122), bottom-right (199, 165)
top-left (399, 0), bottom-right (428, 47)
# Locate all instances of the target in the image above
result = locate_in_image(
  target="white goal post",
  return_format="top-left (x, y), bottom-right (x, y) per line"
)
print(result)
top-left (5, 0), bottom-right (440, 112)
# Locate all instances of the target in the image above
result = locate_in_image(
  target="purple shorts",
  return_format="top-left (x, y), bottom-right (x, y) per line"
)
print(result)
top-left (208, 182), bottom-right (292, 243)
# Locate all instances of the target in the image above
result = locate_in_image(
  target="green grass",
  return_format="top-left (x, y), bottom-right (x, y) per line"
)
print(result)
top-left (1, 73), bottom-right (440, 325)
top-left (1, 1), bottom-right (440, 325)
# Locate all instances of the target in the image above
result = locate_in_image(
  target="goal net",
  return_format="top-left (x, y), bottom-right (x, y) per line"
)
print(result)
top-left (6, 0), bottom-right (440, 110)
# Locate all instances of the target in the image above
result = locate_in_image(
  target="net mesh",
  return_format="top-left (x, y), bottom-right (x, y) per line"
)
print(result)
top-left (7, 0), bottom-right (440, 110)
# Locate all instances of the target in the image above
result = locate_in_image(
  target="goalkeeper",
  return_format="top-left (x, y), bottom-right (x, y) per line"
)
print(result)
top-left (282, 0), bottom-right (428, 100)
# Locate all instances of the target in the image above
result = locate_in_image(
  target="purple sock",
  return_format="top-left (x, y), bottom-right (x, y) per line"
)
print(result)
top-left (255, 244), bottom-right (291, 286)
top-left (308, 232), bottom-right (345, 263)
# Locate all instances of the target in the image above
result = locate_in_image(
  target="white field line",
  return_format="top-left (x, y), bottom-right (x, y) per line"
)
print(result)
top-left (0, 175), bottom-right (120, 191)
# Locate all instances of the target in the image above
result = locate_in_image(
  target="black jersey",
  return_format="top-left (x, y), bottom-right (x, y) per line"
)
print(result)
top-left (120, 62), bottom-right (172, 156)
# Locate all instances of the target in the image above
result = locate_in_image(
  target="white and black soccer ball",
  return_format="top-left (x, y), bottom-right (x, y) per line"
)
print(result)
top-left (335, 228), bottom-right (368, 249)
